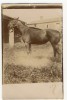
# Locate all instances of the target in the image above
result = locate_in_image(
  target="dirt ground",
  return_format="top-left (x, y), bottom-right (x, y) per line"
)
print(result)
top-left (3, 42), bottom-right (63, 83)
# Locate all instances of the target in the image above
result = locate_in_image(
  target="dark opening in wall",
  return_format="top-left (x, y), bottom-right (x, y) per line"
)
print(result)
top-left (47, 25), bottom-right (48, 28)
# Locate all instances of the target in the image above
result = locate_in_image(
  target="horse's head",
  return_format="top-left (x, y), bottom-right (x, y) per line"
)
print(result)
top-left (8, 17), bottom-right (27, 32)
top-left (8, 17), bottom-right (19, 30)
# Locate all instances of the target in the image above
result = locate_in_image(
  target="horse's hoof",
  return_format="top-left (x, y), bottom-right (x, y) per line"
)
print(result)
top-left (53, 57), bottom-right (56, 62)
top-left (27, 51), bottom-right (31, 54)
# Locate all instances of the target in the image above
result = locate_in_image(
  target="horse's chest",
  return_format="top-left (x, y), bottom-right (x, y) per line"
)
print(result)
top-left (22, 34), bottom-right (30, 43)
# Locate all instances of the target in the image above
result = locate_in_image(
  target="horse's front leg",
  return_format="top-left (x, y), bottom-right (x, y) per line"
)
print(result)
top-left (20, 36), bottom-right (23, 43)
top-left (25, 42), bottom-right (31, 54)
top-left (52, 46), bottom-right (56, 57)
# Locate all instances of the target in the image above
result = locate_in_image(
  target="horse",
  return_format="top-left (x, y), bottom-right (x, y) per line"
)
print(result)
top-left (8, 17), bottom-right (61, 57)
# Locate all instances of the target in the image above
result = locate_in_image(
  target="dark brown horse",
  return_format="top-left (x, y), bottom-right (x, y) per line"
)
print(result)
top-left (8, 18), bottom-right (61, 57)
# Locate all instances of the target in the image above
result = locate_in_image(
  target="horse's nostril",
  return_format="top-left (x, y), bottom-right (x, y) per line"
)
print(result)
top-left (11, 30), bottom-right (13, 32)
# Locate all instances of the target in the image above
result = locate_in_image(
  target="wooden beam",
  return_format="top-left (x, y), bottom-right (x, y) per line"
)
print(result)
top-left (9, 29), bottom-right (14, 47)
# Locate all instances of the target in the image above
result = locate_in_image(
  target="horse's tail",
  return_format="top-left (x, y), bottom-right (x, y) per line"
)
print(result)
top-left (57, 30), bottom-right (62, 45)
top-left (55, 30), bottom-right (61, 44)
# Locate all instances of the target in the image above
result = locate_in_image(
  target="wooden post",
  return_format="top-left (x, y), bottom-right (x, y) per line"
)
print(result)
top-left (9, 29), bottom-right (14, 47)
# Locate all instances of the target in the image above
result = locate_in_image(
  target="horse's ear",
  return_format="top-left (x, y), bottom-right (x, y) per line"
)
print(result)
top-left (16, 17), bottom-right (19, 20)
top-left (25, 22), bottom-right (27, 25)
top-left (14, 17), bottom-right (19, 20)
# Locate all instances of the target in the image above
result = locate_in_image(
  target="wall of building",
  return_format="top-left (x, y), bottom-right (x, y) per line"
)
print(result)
top-left (28, 21), bottom-right (62, 32)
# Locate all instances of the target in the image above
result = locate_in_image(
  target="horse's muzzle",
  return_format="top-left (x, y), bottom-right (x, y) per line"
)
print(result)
top-left (9, 28), bottom-right (14, 33)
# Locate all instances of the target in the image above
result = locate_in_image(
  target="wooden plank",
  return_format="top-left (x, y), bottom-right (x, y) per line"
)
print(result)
top-left (9, 29), bottom-right (14, 47)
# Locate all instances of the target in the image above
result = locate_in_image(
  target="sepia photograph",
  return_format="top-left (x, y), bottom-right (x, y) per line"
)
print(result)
top-left (2, 3), bottom-right (63, 99)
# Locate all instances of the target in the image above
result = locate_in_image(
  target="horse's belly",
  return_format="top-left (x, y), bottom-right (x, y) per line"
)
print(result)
top-left (30, 35), bottom-right (48, 44)
top-left (31, 40), bottom-right (44, 44)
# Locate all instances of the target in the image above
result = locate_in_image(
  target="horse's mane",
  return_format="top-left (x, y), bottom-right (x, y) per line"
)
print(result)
top-left (18, 20), bottom-right (26, 25)
top-left (17, 20), bottom-right (42, 30)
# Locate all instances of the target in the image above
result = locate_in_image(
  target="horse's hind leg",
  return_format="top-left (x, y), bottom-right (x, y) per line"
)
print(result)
top-left (53, 47), bottom-right (56, 57)
top-left (50, 43), bottom-right (56, 57)
top-left (52, 44), bottom-right (61, 58)
top-left (55, 45), bottom-right (61, 55)
top-left (29, 43), bottom-right (31, 53)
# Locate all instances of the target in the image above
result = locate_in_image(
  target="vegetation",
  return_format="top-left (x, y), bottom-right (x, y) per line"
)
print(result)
top-left (3, 42), bottom-right (62, 84)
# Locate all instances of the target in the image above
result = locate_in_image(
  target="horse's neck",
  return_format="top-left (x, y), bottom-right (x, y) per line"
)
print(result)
top-left (17, 22), bottom-right (28, 34)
